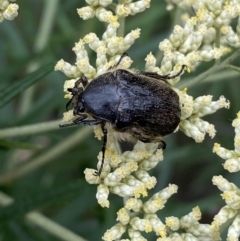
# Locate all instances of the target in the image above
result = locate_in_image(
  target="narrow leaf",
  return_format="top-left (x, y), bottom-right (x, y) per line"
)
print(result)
top-left (0, 63), bottom-right (55, 108)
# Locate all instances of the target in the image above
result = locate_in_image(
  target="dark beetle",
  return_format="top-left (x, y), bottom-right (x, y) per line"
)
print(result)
top-left (60, 53), bottom-right (185, 175)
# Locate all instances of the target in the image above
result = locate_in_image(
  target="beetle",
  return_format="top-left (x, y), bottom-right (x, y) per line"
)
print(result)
top-left (60, 53), bottom-right (185, 176)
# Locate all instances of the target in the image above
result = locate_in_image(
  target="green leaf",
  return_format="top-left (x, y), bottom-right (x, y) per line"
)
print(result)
top-left (0, 180), bottom-right (86, 224)
top-left (0, 63), bottom-right (55, 108)
top-left (0, 139), bottom-right (39, 150)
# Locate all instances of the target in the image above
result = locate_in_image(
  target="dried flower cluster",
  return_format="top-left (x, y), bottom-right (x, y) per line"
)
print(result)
top-left (55, 0), bottom-right (240, 240)
top-left (0, 0), bottom-right (19, 22)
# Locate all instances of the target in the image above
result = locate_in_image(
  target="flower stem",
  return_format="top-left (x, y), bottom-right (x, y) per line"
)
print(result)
top-left (0, 191), bottom-right (87, 241)
top-left (0, 119), bottom-right (62, 138)
top-left (0, 127), bottom-right (92, 184)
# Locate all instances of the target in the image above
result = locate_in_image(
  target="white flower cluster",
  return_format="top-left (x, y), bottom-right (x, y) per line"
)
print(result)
top-left (213, 112), bottom-right (240, 172)
top-left (84, 137), bottom-right (164, 207)
top-left (55, 0), bottom-right (240, 240)
top-left (0, 0), bottom-right (19, 22)
top-left (160, 0), bottom-right (240, 73)
top-left (55, 23), bottom-right (140, 80)
top-left (77, 0), bottom-right (150, 22)
top-left (211, 175), bottom-right (240, 241)
top-left (102, 183), bottom-right (178, 241)
top-left (178, 90), bottom-right (230, 143)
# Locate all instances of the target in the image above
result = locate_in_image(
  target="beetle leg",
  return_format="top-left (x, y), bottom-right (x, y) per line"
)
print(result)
top-left (159, 140), bottom-right (166, 150)
top-left (140, 71), bottom-right (170, 84)
top-left (165, 65), bottom-right (186, 80)
top-left (72, 76), bottom-right (89, 89)
top-left (80, 119), bottom-right (103, 126)
top-left (80, 76), bottom-right (88, 88)
top-left (94, 122), bottom-right (107, 176)
top-left (108, 52), bottom-right (128, 70)
top-left (141, 65), bottom-right (186, 83)
top-left (59, 114), bottom-right (88, 128)
top-left (66, 96), bottom-right (74, 111)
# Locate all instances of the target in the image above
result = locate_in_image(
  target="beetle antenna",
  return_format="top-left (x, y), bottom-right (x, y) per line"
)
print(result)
top-left (116, 52), bottom-right (128, 67)
top-left (166, 65), bottom-right (186, 79)
top-left (66, 97), bottom-right (73, 111)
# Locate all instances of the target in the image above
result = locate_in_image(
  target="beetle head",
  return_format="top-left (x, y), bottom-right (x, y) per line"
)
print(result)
top-left (66, 85), bottom-right (85, 115)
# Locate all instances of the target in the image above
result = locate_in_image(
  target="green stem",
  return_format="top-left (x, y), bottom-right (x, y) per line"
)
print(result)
top-left (0, 127), bottom-right (92, 184)
top-left (0, 119), bottom-right (62, 138)
top-left (177, 70), bottom-right (240, 89)
top-left (225, 64), bottom-right (240, 73)
top-left (215, 28), bottom-right (221, 65)
top-left (0, 191), bottom-right (87, 241)
top-left (19, 0), bottom-right (59, 116)
top-left (117, 17), bottom-right (125, 37)
top-left (177, 49), bottom-right (240, 89)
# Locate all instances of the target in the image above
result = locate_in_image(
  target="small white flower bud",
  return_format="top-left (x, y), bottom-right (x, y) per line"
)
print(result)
top-left (96, 184), bottom-right (110, 208)
top-left (145, 214), bottom-right (166, 237)
top-left (77, 6), bottom-right (95, 20)
top-left (3, 3), bottom-right (18, 20)
top-left (130, 217), bottom-right (152, 232)
top-left (213, 143), bottom-right (237, 160)
top-left (166, 216), bottom-right (180, 231)
top-left (128, 228), bottom-right (147, 241)
top-left (212, 175), bottom-right (239, 192)
top-left (117, 208), bottom-right (130, 225)
top-left (102, 223), bottom-right (126, 241)
top-left (125, 198), bottom-right (143, 212)
top-left (54, 59), bottom-right (81, 78)
top-left (212, 206), bottom-right (237, 227)
top-left (227, 214), bottom-right (240, 241)
top-left (223, 158), bottom-right (240, 173)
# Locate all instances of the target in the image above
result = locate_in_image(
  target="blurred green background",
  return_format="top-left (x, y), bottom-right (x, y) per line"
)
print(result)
top-left (0, 0), bottom-right (240, 240)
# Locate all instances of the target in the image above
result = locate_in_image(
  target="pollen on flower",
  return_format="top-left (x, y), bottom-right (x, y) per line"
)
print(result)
top-left (109, 153), bottom-right (122, 167)
top-left (168, 184), bottom-right (178, 194)
top-left (222, 191), bottom-right (240, 210)
top-left (165, 216), bottom-right (180, 231)
top-left (96, 8), bottom-right (116, 23)
top-left (77, 6), bottom-right (95, 20)
top-left (84, 168), bottom-right (100, 184)
top-left (72, 39), bottom-right (86, 53)
top-left (102, 223), bottom-right (126, 241)
top-left (159, 39), bottom-right (173, 52)
top-left (196, 7), bottom-right (206, 21)
top-left (54, 59), bottom-right (80, 78)
top-left (192, 206), bottom-right (201, 220)
top-left (83, 32), bottom-right (99, 44)
top-left (62, 110), bottom-right (74, 122)
top-left (76, 59), bottom-right (96, 78)
top-left (125, 198), bottom-right (143, 212)
top-left (145, 52), bottom-right (157, 71)
top-left (188, 16), bottom-right (198, 26)
top-left (147, 198), bottom-right (164, 213)
top-left (130, 217), bottom-right (152, 233)
top-left (223, 158), bottom-right (240, 173)
top-left (63, 79), bottom-right (76, 93)
top-left (232, 112), bottom-right (240, 128)
top-left (93, 125), bottom-right (104, 140)
top-left (213, 143), bottom-right (235, 159)
top-left (116, 4), bottom-right (131, 17)
top-left (117, 208), bottom-right (130, 225)
top-left (135, 170), bottom-right (157, 190)
top-left (3, 3), bottom-right (19, 20)
top-left (97, 184), bottom-right (110, 208)
top-left (212, 175), bottom-right (238, 192)
top-left (134, 185), bottom-right (148, 198)
top-left (177, 89), bottom-right (194, 119)
top-left (115, 161), bottom-right (138, 179)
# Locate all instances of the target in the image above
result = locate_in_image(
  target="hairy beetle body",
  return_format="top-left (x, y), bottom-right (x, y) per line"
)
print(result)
top-left (82, 69), bottom-right (180, 143)
top-left (60, 53), bottom-right (185, 175)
